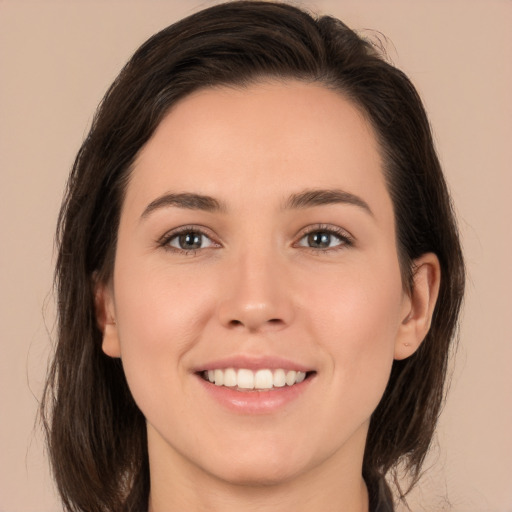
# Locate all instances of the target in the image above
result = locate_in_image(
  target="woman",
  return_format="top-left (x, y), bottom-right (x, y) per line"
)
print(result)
top-left (40, 1), bottom-right (465, 511)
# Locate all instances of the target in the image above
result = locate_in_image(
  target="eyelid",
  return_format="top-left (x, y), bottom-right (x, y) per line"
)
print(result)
top-left (293, 223), bottom-right (355, 250)
top-left (156, 223), bottom-right (354, 254)
top-left (157, 224), bottom-right (222, 252)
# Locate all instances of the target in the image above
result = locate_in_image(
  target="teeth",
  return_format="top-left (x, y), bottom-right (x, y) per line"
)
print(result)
top-left (254, 369), bottom-right (273, 389)
top-left (203, 368), bottom-right (308, 390)
top-left (285, 370), bottom-right (297, 386)
top-left (223, 368), bottom-right (237, 387)
top-left (214, 369), bottom-right (224, 386)
top-left (273, 369), bottom-right (286, 387)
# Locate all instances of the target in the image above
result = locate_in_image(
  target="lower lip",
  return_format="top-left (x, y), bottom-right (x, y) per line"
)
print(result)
top-left (195, 374), bottom-right (314, 414)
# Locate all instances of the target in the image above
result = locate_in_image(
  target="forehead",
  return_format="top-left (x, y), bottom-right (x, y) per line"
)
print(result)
top-left (126, 80), bottom-right (390, 218)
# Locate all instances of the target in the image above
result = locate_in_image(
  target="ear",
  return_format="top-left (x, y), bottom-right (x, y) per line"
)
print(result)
top-left (394, 253), bottom-right (441, 360)
top-left (93, 274), bottom-right (121, 358)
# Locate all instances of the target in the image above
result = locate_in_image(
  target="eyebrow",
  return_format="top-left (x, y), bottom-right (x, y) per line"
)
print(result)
top-left (141, 192), bottom-right (225, 220)
top-left (283, 188), bottom-right (373, 216)
top-left (140, 188), bottom-right (373, 220)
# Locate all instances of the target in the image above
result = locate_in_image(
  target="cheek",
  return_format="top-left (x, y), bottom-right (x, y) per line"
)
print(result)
top-left (115, 251), bottom-right (217, 341)
top-left (304, 259), bottom-right (404, 408)
top-left (111, 254), bottom-right (219, 410)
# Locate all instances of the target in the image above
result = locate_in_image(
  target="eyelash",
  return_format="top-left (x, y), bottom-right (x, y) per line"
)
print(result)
top-left (295, 224), bottom-right (354, 253)
top-left (158, 224), bottom-right (354, 255)
top-left (158, 225), bottom-right (219, 255)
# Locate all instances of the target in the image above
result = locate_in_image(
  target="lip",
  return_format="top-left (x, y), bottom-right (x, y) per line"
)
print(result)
top-left (192, 355), bottom-right (316, 414)
top-left (195, 373), bottom-right (314, 414)
top-left (193, 355), bottom-right (313, 373)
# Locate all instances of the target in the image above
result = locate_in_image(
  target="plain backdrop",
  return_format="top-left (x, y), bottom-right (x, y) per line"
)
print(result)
top-left (1, 1), bottom-right (511, 511)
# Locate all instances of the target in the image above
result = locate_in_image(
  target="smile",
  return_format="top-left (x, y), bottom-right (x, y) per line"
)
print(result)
top-left (201, 368), bottom-right (308, 391)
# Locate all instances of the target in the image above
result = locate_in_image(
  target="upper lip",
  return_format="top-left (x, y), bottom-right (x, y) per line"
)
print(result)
top-left (193, 355), bottom-right (314, 373)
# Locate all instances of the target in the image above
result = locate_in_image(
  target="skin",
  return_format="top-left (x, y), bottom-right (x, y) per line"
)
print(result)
top-left (97, 81), bottom-right (440, 512)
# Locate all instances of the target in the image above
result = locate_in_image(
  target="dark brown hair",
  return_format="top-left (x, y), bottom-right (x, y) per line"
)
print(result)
top-left (41, 2), bottom-right (465, 511)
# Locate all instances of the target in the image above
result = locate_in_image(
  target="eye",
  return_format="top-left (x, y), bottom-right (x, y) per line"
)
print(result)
top-left (296, 226), bottom-right (353, 251)
top-left (161, 228), bottom-right (218, 253)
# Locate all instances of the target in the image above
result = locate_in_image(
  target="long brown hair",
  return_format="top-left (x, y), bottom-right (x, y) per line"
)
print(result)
top-left (41, 2), bottom-right (465, 510)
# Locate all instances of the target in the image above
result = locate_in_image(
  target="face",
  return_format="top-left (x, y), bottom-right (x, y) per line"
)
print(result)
top-left (100, 81), bottom-right (421, 489)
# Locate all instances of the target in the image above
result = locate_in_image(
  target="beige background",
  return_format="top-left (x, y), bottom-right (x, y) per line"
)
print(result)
top-left (1, 1), bottom-right (511, 511)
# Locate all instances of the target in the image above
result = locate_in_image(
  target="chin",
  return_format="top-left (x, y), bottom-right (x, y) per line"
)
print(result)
top-left (201, 445), bottom-right (308, 487)
top-left (213, 462), bottom-right (301, 488)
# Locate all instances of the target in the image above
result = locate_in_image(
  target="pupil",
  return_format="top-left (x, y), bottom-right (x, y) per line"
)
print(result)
top-left (308, 232), bottom-right (330, 248)
top-left (179, 232), bottom-right (201, 249)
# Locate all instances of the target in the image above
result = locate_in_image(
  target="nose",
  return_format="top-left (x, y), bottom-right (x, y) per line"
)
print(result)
top-left (217, 248), bottom-right (294, 333)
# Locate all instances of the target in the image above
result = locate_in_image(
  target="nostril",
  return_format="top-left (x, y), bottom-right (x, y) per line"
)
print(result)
top-left (227, 318), bottom-right (284, 329)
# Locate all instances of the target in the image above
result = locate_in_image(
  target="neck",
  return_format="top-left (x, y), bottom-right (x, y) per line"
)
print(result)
top-left (149, 469), bottom-right (369, 512)
top-left (147, 425), bottom-right (370, 512)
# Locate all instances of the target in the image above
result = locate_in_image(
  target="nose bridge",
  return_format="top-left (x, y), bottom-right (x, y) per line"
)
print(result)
top-left (218, 242), bottom-right (293, 332)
